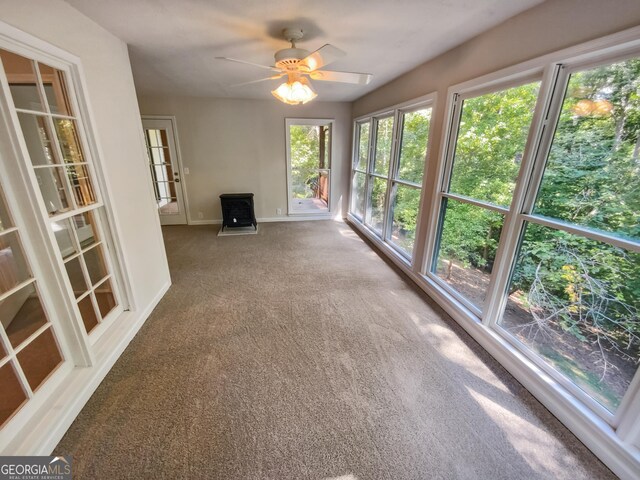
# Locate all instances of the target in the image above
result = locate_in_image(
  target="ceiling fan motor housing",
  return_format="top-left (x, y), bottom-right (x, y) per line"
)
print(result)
top-left (274, 47), bottom-right (311, 70)
top-left (274, 28), bottom-right (310, 71)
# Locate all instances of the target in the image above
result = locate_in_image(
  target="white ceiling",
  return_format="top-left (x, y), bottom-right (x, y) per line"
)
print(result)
top-left (65, 0), bottom-right (544, 102)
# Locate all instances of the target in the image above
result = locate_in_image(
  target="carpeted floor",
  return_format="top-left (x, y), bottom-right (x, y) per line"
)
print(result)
top-left (55, 221), bottom-right (614, 479)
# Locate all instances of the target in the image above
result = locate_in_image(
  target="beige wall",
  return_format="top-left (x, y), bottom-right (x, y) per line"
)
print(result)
top-left (0, 0), bottom-right (170, 313)
top-left (354, 0), bottom-right (640, 117)
top-left (137, 95), bottom-right (352, 221)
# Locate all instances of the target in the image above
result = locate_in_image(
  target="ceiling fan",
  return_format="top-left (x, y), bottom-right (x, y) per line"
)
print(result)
top-left (216, 28), bottom-right (372, 105)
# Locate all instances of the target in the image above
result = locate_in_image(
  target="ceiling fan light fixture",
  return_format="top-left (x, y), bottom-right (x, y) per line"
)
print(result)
top-left (271, 75), bottom-right (317, 105)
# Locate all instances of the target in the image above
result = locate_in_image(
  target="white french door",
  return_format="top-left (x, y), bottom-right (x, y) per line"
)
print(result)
top-left (141, 117), bottom-right (187, 225)
top-left (0, 27), bottom-right (127, 449)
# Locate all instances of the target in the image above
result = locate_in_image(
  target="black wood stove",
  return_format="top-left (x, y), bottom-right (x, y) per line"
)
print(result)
top-left (219, 193), bottom-right (257, 232)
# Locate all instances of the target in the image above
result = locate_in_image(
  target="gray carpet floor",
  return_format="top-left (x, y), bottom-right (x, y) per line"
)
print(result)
top-left (55, 221), bottom-right (615, 479)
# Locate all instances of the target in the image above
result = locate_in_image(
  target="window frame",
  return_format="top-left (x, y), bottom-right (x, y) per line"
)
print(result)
top-left (425, 71), bottom-right (545, 317)
top-left (349, 93), bottom-right (436, 265)
top-left (350, 119), bottom-right (372, 222)
top-left (364, 112), bottom-right (395, 236)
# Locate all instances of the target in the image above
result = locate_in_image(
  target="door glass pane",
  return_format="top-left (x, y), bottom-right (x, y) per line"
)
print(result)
top-left (149, 147), bottom-right (170, 167)
top-left (0, 362), bottom-right (27, 426)
top-left (54, 119), bottom-right (85, 163)
top-left (33, 167), bottom-right (72, 216)
top-left (73, 210), bottom-right (99, 249)
top-left (4, 282), bottom-right (48, 348)
top-left (288, 123), bottom-right (330, 213)
top-left (66, 164), bottom-right (96, 207)
top-left (16, 327), bottom-right (62, 392)
top-left (95, 278), bottom-right (117, 319)
top-left (351, 172), bottom-right (366, 220)
top-left (498, 222), bottom-right (639, 412)
top-left (17, 113), bottom-right (60, 166)
top-left (146, 128), bottom-right (168, 148)
top-left (0, 232), bottom-right (31, 295)
top-left (38, 63), bottom-right (71, 116)
top-left (0, 49), bottom-right (43, 112)
top-left (356, 122), bottom-right (369, 171)
top-left (432, 199), bottom-right (504, 310)
top-left (77, 294), bottom-right (99, 334)
top-left (390, 184), bottom-right (421, 256)
top-left (51, 218), bottom-right (77, 259)
top-left (64, 256), bottom-right (88, 298)
top-left (449, 81), bottom-right (540, 206)
top-left (83, 245), bottom-right (108, 285)
top-left (373, 117), bottom-right (393, 176)
top-left (397, 108), bottom-right (431, 185)
top-left (534, 58), bottom-right (640, 241)
top-left (366, 176), bottom-right (387, 235)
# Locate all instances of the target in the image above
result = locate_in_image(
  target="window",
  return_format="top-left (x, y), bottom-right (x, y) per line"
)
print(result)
top-left (350, 121), bottom-right (370, 221)
top-left (286, 119), bottom-right (332, 215)
top-left (495, 56), bottom-right (640, 415)
top-left (388, 107), bottom-right (431, 256)
top-left (365, 115), bottom-right (393, 234)
top-left (431, 80), bottom-right (541, 313)
top-left (0, 49), bottom-right (122, 336)
top-left (349, 96), bottom-right (434, 262)
top-left (430, 52), bottom-right (640, 422)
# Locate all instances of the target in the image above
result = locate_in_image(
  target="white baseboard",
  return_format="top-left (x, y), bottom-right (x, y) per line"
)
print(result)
top-left (187, 215), bottom-right (343, 225)
top-left (3, 280), bottom-right (171, 456)
top-left (346, 216), bottom-right (640, 480)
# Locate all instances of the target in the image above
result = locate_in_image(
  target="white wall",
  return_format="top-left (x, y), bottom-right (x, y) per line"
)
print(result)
top-left (137, 95), bottom-right (352, 222)
top-left (0, 0), bottom-right (170, 309)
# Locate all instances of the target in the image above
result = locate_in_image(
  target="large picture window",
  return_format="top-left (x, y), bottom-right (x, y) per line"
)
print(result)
top-left (495, 56), bottom-right (640, 415)
top-left (349, 96), bottom-right (434, 262)
top-left (430, 54), bottom-right (640, 422)
top-left (431, 80), bottom-right (540, 313)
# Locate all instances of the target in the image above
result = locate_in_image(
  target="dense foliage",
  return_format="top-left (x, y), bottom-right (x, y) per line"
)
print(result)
top-left (289, 124), bottom-right (329, 199)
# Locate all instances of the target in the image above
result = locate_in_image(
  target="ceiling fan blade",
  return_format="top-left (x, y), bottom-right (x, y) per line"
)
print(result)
top-left (309, 70), bottom-right (372, 85)
top-left (215, 57), bottom-right (281, 72)
top-left (231, 74), bottom-right (284, 87)
top-left (299, 44), bottom-right (345, 72)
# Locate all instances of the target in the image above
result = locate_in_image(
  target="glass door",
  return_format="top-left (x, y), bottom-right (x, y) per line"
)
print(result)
top-left (0, 183), bottom-right (68, 428)
top-left (142, 117), bottom-right (187, 225)
top-left (286, 119), bottom-right (332, 215)
top-left (0, 48), bottom-right (123, 337)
